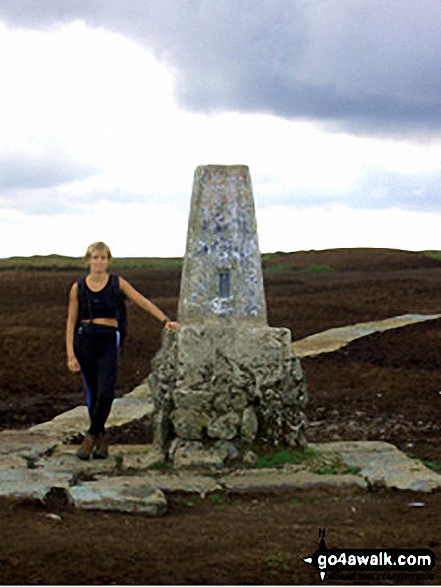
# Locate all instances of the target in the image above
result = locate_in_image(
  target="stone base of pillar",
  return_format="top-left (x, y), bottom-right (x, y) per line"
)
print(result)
top-left (148, 325), bottom-right (307, 468)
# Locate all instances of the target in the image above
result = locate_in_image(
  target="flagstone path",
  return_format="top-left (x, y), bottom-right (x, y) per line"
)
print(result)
top-left (1, 313), bottom-right (440, 513)
top-left (291, 313), bottom-right (441, 357)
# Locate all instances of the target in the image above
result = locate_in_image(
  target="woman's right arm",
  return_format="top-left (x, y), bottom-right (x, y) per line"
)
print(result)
top-left (66, 283), bottom-right (81, 372)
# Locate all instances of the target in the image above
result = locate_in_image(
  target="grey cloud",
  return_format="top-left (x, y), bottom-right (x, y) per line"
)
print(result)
top-left (0, 190), bottom-right (79, 215)
top-left (260, 169), bottom-right (441, 213)
top-left (0, 0), bottom-right (440, 136)
top-left (0, 149), bottom-right (98, 214)
top-left (351, 169), bottom-right (441, 212)
top-left (0, 150), bottom-right (97, 191)
top-left (0, 185), bottom-right (104, 215)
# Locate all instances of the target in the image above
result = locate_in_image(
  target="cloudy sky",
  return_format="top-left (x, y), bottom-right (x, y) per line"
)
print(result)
top-left (1, 0), bottom-right (441, 258)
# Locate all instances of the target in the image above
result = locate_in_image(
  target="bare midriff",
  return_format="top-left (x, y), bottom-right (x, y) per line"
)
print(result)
top-left (81, 318), bottom-right (118, 327)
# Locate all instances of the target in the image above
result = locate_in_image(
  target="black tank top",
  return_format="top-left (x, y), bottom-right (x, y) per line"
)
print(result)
top-left (78, 275), bottom-right (119, 320)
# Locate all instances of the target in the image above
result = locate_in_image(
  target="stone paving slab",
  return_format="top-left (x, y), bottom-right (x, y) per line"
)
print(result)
top-left (36, 444), bottom-right (165, 477)
top-left (0, 453), bottom-right (29, 471)
top-left (69, 481), bottom-right (167, 515)
top-left (0, 438), bottom-right (439, 514)
top-left (28, 381), bottom-right (154, 441)
top-left (222, 470), bottom-right (367, 491)
top-left (322, 441), bottom-right (441, 492)
top-left (74, 470), bottom-right (222, 496)
top-left (292, 313), bottom-right (441, 357)
top-left (0, 430), bottom-right (59, 457)
top-left (1, 318), bottom-right (440, 514)
top-left (310, 440), bottom-right (398, 453)
top-left (0, 468), bottom-right (73, 501)
top-left (28, 406), bottom-right (90, 439)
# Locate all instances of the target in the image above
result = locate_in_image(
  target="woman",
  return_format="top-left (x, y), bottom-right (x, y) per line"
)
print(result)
top-left (66, 241), bottom-right (180, 460)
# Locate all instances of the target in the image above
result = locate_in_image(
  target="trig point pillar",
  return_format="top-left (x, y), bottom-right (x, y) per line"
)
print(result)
top-left (149, 165), bottom-right (307, 467)
top-left (178, 165), bottom-right (267, 325)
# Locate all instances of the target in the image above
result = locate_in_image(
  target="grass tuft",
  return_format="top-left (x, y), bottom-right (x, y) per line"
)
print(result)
top-left (266, 551), bottom-right (298, 574)
top-left (300, 265), bottom-right (334, 273)
top-left (209, 494), bottom-right (224, 505)
top-left (253, 446), bottom-right (318, 469)
top-left (264, 263), bottom-right (300, 273)
top-left (410, 456), bottom-right (440, 471)
top-left (146, 460), bottom-right (173, 471)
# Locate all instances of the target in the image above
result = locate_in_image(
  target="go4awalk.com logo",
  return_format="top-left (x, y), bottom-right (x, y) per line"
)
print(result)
top-left (303, 529), bottom-right (435, 582)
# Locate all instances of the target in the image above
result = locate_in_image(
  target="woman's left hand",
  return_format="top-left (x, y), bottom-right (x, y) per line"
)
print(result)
top-left (164, 321), bottom-right (181, 331)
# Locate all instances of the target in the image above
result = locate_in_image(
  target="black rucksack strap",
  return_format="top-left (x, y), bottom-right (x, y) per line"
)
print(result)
top-left (109, 274), bottom-right (127, 344)
top-left (77, 277), bottom-right (93, 322)
top-left (109, 274), bottom-right (120, 321)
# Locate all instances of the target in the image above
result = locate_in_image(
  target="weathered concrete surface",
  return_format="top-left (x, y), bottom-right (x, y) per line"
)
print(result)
top-left (178, 164), bottom-right (267, 325)
top-left (292, 313), bottom-right (441, 357)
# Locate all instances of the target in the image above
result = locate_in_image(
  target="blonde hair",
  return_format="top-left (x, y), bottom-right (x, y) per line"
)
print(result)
top-left (84, 241), bottom-right (112, 264)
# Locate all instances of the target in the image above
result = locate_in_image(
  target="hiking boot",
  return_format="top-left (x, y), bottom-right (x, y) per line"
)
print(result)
top-left (76, 434), bottom-right (96, 460)
top-left (93, 433), bottom-right (109, 459)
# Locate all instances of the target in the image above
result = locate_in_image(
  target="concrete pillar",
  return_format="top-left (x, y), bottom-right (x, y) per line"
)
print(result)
top-left (149, 165), bottom-right (307, 468)
top-left (178, 165), bottom-right (267, 325)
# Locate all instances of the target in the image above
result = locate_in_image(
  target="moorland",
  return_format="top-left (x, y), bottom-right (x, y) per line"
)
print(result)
top-left (0, 247), bottom-right (440, 584)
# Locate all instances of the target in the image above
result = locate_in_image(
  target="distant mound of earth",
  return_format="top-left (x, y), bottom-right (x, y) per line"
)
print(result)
top-left (264, 248), bottom-right (441, 272)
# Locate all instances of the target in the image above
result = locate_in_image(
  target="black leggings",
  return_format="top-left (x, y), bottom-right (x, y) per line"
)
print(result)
top-left (74, 324), bottom-right (120, 438)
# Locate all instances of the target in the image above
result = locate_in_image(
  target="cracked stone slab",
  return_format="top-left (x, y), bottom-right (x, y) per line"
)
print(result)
top-left (108, 445), bottom-right (164, 472)
top-left (0, 454), bottom-right (29, 471)
top-left (0, 468), bottom-right (73, 501)
top-left (292, 313), bottom-right (441, 357)
top-left (121, 382), bottom-right (152, 400)
top-left (69, 479), bottom-right (167, 515)
top-left (28, 406), bottom-right (90, 439)
top-left (29, 381), bottom-right (154, 441)
top-left (222, 469), bottom-right (367, 491)
top-left (79, 469), bottom-right (223, 495)
top-left (0, 439), bottom-right (438, 516)
top-left (137, 472), bottom-right (222, 495)
top-left (309, 440), bottom-right (401, 454)
top-left (0, 429), bottom-right (59, 458)
top-left (336, 444), bottom-right (441, 492)
top-left (310, 441), bottom-right (441, 492)
top-left (38, 445), bottom-right (165, 477)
